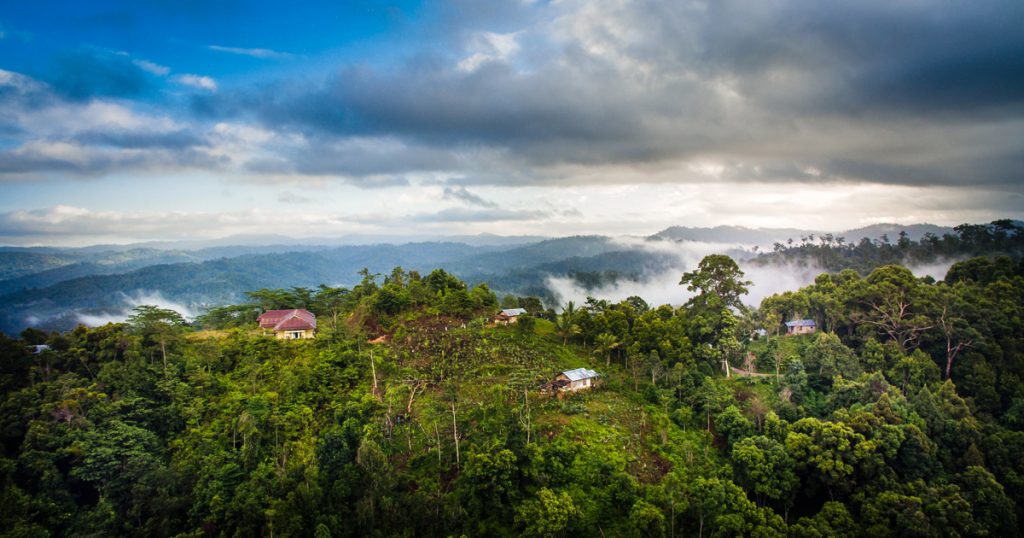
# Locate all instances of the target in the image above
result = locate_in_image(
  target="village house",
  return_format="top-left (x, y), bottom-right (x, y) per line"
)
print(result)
top-left (258, 309), bottom-right (317, 339)
top-left (552, 368), bottom-right (600, 392)
top-left (785, 319), bottom-right (816, 336)
top-left (494, 307), bottom-right (527, 325)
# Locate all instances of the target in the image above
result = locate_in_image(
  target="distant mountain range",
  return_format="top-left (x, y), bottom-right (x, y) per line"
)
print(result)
top-left (649, 223), bottom-right (955, 244)
top-left (0, 222), bottom-right (966, 334)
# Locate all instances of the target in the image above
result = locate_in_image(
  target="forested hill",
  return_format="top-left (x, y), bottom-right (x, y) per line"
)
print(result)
top-left (2, 255), bottom-right (1023, 536)
top-left (751, 219), bottom-right (1024, 274)
top-left (0, 221), bottom-right (1019, 335)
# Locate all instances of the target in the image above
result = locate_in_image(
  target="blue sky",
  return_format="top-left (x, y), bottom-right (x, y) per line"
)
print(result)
top-left (0, 0), bottom-right (1022, 245)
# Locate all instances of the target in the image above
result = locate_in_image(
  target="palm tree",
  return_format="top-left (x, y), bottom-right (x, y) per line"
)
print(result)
top-left (555, 301), bottom-right (580, 345)
top-left (595, 333), bottom-right (620, 366)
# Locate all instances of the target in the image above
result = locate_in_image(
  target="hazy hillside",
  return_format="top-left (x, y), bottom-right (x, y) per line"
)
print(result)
top-left (0, 221), bottom-right (1009, 335)
top-left (649, 225), bottom-right (808, 245)
top-left (841, 223), bottom-right (955, 242)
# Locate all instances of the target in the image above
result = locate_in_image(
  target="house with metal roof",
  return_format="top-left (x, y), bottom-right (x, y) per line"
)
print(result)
top-left (784, 319), bottom-right (816, 336)
top-left (553, 368), bottom-right (600, 392)
top-left (258, 309), bottom-right (317, 339)
top-left (494, 307), bottom-right (528, 325)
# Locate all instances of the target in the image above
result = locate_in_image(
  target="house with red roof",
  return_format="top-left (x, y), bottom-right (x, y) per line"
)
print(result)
top-left (258, 309), bottom-right (317, 339)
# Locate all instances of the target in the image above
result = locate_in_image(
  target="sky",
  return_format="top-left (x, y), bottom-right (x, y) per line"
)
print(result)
top-left (0, 0), bottom-right (1022, 246)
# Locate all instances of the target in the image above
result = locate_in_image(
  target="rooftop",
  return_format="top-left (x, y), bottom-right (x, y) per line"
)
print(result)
top-left (561, 367), bottom-right (600, 381)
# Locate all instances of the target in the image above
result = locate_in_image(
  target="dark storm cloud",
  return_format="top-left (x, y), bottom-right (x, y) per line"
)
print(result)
top-left (189, 0), bottom-right (1023, 190)
top-left (697, 0), bottom-right (1024, 118)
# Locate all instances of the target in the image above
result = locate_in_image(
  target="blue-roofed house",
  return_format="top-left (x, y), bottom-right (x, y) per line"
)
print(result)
top-left (785, 319), bottom-right (817, 336)
top-left (554, 368), bottom-right (600, 392)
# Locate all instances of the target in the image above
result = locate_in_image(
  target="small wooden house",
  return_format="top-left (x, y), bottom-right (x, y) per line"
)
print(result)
top-left (554, 368), bottom-right (600, 392)
top-left (785, 319), bottom-right (816, 336)
top-left (494, 308), bottom-right (527, 325)
top-left (258, 309), bottom-right (317, 339)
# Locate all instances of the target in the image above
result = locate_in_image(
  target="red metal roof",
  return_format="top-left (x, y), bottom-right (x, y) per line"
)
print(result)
top-left (258, 309), bottom-right (316, 331)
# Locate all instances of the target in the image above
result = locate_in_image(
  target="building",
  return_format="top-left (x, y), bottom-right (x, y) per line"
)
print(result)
top-left (494, 308), bottom-right (527, 325)
top-left (553, 368), bottom-right (600, 392)
top-left (785, 319), bottom-right (816, 336)
top-left (258, 309), bottom-right (317, 339)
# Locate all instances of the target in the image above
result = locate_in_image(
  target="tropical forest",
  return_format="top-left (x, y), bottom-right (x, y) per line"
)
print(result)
top-left (2, 222), bottom-right (1024, 537)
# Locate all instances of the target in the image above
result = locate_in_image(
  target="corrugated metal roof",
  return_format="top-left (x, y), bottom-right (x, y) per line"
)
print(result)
top-left (785, 319), bottom-right (816, 327)
top-left (562, 368), bottom-right (600, 381)
top-left (500, 308), bottom-right (527, 317)
top-left (259, 309), bottom-right (317, 331)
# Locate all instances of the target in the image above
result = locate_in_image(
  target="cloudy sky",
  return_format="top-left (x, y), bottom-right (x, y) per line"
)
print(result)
top-left (0, 0), bottom-right (1021, 246)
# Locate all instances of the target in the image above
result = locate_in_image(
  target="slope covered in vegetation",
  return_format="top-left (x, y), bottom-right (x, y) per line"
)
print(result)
top-left (1, 257), bottom-right (1023, 536)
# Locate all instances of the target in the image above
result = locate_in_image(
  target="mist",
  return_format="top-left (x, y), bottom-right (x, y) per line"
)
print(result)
top-left (545, 239), bottom-right (823, 309)
top-left (545, 239), bottom-right (962, 311)
top-left (74, 291), bottom-right (197, 327)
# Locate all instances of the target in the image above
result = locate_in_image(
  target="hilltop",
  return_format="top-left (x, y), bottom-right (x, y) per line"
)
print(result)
top-left (2, 253), bottom-right (1023, 536)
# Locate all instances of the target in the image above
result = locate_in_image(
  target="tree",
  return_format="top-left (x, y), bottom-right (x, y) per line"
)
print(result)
top-left (554, 301), bottom-right (580, 345)
top-left (515, 488), bottom-right (578, 537)
top-left (595, 332), bottom-right (620, 366)
top-left (935, 285), bottom-right (979, 379)
top-left (732, 436), bottom-right (798, 509)
top-left (789, 502), bottom-right (856, 538)
top-left (956, 466), bottom-right (1018, 536)
top-left (126, 305), bottom-right (187, 370)
top-left (853, 265), bottom-right (935, 353)
top-left (785, 418), bottom-right (866, 498)
top-left (680, 255), bottom-right (751, 312)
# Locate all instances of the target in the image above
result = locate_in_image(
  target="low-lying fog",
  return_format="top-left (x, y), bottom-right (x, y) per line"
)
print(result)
top-left (546, 239), bottom-right (958, 310)
top-left (75, 291), bottom-right (198, 326)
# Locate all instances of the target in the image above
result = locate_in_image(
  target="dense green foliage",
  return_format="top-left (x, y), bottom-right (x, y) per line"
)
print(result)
top-left (753, 220), bottom-right (1024, 275)
top-left (1, 251), bottom-right (1023, 536)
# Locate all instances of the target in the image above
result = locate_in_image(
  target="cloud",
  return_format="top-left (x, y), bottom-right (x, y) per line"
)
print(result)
top-left (442, 186), bottom-right (497, 208)
top-left (76, 291), bottom-right (197, 326)
top-left (0, 205), bottom-right (422, 245)
top-left (209, 45), bottom-right (293, 59)
top-left (173, 74), bottom-right (217, 91)
top-left (277, 190), bottom-right (312, 204)
top-left (73, 128), bottom-right (208, 150)
top-left (457, 31), bottom-right (521, 71)
top-left (132, 58), bottom-right (170, 76)
top-left (177, 0), bottom-right (1023, 193)
top-left (410, 207), bottom-right (549, 223)
top-left (0, 70), bottom-right (231, 179)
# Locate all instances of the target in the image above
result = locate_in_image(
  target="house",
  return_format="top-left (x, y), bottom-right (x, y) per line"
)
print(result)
top-left (494, 308), bottom-right (527, 325)
top-left (553, 368), bottom-right (600, 392)
top-left (785, 319), bottom-right (816, 336)
top-left (258, 309), bottom-right (317, 339)
top-left (28, 344), bottom-right (51, 354)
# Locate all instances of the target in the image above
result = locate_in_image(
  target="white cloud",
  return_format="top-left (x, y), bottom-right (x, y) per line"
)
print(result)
top-left (173, 74), bottom-right (217, 91)
top-left (209, 45), bottom-right (293, 59)
top-left (458, 31), bottom-right (522, 71)
top-left (76, 291), bottom-right (197, 326)
top-left (132, 58), bottom-right (170, 76)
